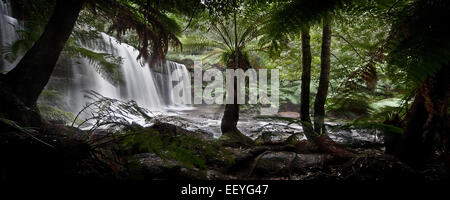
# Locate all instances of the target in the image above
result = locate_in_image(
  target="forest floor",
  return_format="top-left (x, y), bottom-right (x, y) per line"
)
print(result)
top-left (1, 112), bottom-right (448, 181)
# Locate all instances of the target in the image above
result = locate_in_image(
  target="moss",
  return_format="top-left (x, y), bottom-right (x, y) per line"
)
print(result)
top-left (120, 125), bottom-right (235, 170)
top-left (124, 157), bottom-right (145, 180)
top-left (220, 130), bottom-right (256, 148)
top-left (37, 104), bottom-right (75, 124)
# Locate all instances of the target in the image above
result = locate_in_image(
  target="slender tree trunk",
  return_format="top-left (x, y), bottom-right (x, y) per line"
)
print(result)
top-left (295, 21), bottom-right (353, 160)
top-left (300, 28), bottom-right (312, 123)
top-left (4, 0), bottom-right (83, 107)
top-left (313, 18), bottom-right (332, 134)
top-left (393, 66), bottom-right (450, 169)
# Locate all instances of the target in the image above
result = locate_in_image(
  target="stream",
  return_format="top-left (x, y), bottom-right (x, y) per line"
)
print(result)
top-left (159, 105), bottom-right (384, 147)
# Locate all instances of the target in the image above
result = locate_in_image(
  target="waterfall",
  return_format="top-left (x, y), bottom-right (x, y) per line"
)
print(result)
top-left (0, 0), bottom-right (23, 71)
top-left (1, 0), bottom-right (192, 113)
top-left (152, 61), bottom-right (192, 107)
top-left (60, 33), bottom-right (192, 113)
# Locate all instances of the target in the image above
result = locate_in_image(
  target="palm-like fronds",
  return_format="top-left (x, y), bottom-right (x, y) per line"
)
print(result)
top-left (266, 0), bottom-right (349, 39)
top-left (0, 24), bottom-right (41, 63)
top-left (181, 35), bottom-right (228, 53)
top-left (90, 0), bottom-right (187, 65)
top-left (180, 12), bottom-right (266, 67)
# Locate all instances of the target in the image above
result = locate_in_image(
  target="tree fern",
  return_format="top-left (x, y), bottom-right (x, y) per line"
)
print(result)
top-left (388, 0), bottom-right (450, 86)
top-left (64, 44), bottom-right (124, 86)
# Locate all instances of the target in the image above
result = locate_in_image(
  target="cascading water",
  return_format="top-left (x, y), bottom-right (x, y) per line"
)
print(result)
top-left (57, 33), bottom-right (192, 113)
top-left (0, 0), bottom-right (23, 71)
top-left (1, 0), bottom-right (192, 114)
top-left (152, 61), bottom-right (192, 107)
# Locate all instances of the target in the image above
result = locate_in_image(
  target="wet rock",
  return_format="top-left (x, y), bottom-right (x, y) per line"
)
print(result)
top-left (251, 151), bottom-right (333, 178)
top-left (152, 120), bottom-right (214, 141)
top-left (135, 153), bottom-right (177, 175)
top-left (252, 151), bottom-right (296, 177)
top-left (255, 131), bottom-right (279, 144)
top-left (135, 153), bottom-right (207, 180)
top-left (220, 130), bottom-right (256, 148)
top-left (327, 127), bottom-right (384, 148)
top-left (206, 170), bottom-right (236, 180)
top-left (291, 154), bottom-right (332, 171)
top-left (275, 112), bottom-right (300, 119)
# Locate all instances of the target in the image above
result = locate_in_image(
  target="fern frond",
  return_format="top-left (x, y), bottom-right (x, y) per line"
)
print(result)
top-left (65, 45), bottom-right (124, 86)
top-left (181, 35), bottom-right (228, 53)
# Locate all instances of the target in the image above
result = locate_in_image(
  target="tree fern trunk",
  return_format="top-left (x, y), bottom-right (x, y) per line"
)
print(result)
top-left (220, 50), bottom-right (254, 147)
top-left (221, 80), bottom-right (240, 134)
top-left (313, 18), bottom-right (332, 134)
top-left (4, 0), bottom-right (83, 107)
top-left (394, 66), bottom-right (450, 168)
top-left (300, 28), bottom-right (312, 123)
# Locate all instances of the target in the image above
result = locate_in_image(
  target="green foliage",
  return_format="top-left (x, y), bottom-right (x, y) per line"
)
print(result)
top-left (328, 92), bottom-right (371, 118)
top-left (0, 15), bottom-right (125, 86)
top-left (65, 44), bottom-right (124, 86)
top-left (37, 104), bottom-right (76, 124)
top-left (0, 23), bottom-right (43, 63)
top-left (92, 0), bottom-right (190, 64)
top-left (38, 89), bottom-right (62, 105)
top-left (266, 0), bottom-right (347, 39)
top-left (388, 0), bottom-right (450, 86)
top-left (279, 80), bottom-right (302, 105)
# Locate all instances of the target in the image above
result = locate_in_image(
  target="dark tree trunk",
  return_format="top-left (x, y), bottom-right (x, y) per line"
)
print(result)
top-left (221, 82), bottom-right (240, 134)
top-left (393, 66), bottom-right (450, 169)
top-left (313, 18), bottom-right (332, 134)
top-left (4, 0), bottom-right (83, 107)
top-left (220, 50), bottom-right (254, 147)
top-left (300, 28), bottom-right (312, 123)
top-left (296, 23), bottom-right (353, 160)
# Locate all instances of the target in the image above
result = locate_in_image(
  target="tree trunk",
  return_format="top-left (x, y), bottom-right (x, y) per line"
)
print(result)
top-left (221, 83), bottom-right (240, 134)
top-left (313, 18), bottom-right (332, 134)
top-left (300, 28), bottom-right (312, 122)
top-left (220, 50), bottom-right (254, 147)
top-left (393, 66), bottom-right (450, 169)
top-left (297, 24), bottom-right (353, 159)
top-left (4, 0), bottom-right (83, 107)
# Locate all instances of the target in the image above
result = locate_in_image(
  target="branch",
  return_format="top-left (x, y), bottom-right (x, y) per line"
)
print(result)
top-left (332, 34), bottom-right (365, 61)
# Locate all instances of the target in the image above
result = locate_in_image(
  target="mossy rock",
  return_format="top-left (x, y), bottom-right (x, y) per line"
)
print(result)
top-left (37, 104), bottom-right (76, 125)
top-left (120, 122), bottom-right (235, 172)
top-left (219, 130), bottom-right (256, 148)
